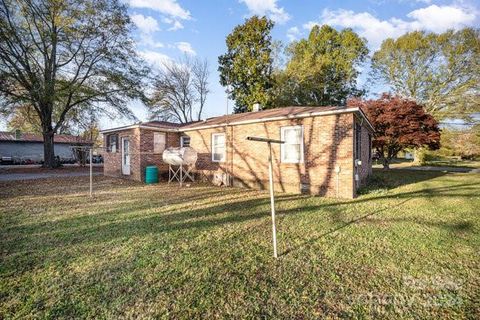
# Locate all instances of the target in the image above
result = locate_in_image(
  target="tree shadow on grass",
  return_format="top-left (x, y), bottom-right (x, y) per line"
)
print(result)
top-left (3, 171), bottom-right (478, 278)
top-left (3, 192), bottom-right (307, 253)
top-left (358, 169), bottom-right (449, 195)
top-left (1, 192), bottom-right (311, 278)
top-left (5, 179), bottom-right (477, 253)
top-left (280, 179), bottom-right (478, 256)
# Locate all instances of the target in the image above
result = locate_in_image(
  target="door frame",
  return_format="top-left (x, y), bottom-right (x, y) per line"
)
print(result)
top-left (121, 137), bottom-right (131, 175)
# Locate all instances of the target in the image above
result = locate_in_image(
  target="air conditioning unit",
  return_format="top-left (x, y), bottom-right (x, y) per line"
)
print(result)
top-left (212, 172), bottom-right (231, 186)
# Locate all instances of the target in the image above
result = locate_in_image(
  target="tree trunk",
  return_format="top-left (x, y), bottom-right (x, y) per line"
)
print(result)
top-left (42, 131), bottom-right (57, 168)
top-left (382, 157), bottom-right (390, 169)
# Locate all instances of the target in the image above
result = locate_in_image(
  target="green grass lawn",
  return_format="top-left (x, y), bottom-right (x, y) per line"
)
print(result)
top-left (1, 170), bottom-right (479, 319)
top-left (373, 158), bottom-right (480, 170)
top-left (423, 159), bottom-right (480, 169)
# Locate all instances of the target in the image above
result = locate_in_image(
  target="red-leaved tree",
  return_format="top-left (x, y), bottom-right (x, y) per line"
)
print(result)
top-left (348, 94), bottom-right (440, 169)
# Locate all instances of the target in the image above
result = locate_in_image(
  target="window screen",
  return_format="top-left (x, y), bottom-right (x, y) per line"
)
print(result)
top-left (212, 133), bottom-right (225, 162)
top-left (153, 132), bottom-right (166, 154)
top-left (108, 134), bottom-right (118, 153)
top-left (281, 126), bottom-right (303, 163)
top-left (181, 136), bottom-right (191, 147)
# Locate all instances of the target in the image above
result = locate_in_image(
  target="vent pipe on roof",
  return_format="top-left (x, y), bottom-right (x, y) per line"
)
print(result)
top-left (252, 103), bottom-right (262, 112)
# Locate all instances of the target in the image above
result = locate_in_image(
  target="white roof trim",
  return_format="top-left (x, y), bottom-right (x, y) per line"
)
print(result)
top-left (100, 124), bottom-right (177, 134)
top-left (100, 107), bottom-right (375, 134)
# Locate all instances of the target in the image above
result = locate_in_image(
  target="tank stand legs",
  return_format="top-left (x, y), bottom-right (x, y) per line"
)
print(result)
top-left (168, 165), bottom-right (194, 186)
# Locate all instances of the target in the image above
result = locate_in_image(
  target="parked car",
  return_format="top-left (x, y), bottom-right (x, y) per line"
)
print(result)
top-left (1, 156), bottom-right (13, 165)
top-left (92, 155), bottom-right (103, 163)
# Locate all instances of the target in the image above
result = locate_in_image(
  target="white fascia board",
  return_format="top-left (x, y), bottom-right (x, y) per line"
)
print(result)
top-left (100, 124), bottom-right (139, 134)
top-left (100, 125), bottom-right (178, 134)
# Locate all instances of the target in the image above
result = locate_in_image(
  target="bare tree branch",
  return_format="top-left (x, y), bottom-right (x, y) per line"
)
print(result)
top-left (149, 56), bottom-right (209, 123)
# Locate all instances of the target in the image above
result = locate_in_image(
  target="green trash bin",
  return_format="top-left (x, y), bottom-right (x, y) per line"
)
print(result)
top-left (145, 165), bottom-right (159, 184)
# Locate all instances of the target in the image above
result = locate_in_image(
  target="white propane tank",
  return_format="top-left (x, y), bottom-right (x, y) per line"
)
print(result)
top-left (162, 147), bottom-right (197, 166)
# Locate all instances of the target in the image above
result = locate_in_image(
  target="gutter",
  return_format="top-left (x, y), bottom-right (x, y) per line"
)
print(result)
top-left (100, 124), bottom-right (179, 134)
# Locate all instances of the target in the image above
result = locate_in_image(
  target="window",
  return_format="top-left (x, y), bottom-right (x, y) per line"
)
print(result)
top-left (153, 132), bottom-right (166, 154)
top-left (107, 134), bottom-right (118, 153)
top-left (181, 136), bottom-right (191, 147)
top-left (281, 126), bottom-right (303, 163)
top-left (212, 133), bottom-right (226, 162)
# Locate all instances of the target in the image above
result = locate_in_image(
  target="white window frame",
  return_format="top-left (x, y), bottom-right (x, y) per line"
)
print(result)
top-left (280, 125), bottom-right (304, 164)
top-left (180, 136), bottom-right (191, 147)
top-left (211, 133), bottom-right (226, 162)
top-left (108, 134), bottom-right (118, 153)
top-left (153, 132), bottom-right (166, 154)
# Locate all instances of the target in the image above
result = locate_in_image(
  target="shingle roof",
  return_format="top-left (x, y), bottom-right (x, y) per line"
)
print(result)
top-left (0, 131), bottom-right (93, 144)
top-left (180, 106), bottom-right (356, 129)
top-left (142, 120), bottom-right (190, 129)
top-left (101, 105), bottom-right (370, 133)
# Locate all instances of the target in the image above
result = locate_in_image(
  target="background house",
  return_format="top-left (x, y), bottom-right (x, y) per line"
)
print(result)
top-left (101, 106), bottom-right (374, 198)
top-left (0, 130), bottom-right (93, 164)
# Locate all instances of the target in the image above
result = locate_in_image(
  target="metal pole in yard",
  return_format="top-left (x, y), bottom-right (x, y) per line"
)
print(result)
top-left (268, 142), bottom-right (278, 258)
top-left (89, 148), bottom-right (93, 197)
top-left (246, 136), bottom-right (283, 259)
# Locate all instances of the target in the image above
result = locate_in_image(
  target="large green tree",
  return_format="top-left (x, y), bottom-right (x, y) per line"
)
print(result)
top-left (273, 25), bottom-right (369, 107)
top-left (371, 28), bottom-right (480, 120)
top-left (218, 16), bottom-right (274, 113)
top-left (0, 0), bottom-right (148, 167)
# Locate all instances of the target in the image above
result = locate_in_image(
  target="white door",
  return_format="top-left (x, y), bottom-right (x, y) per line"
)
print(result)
top-left (122, 137), bottom-right (130, 175)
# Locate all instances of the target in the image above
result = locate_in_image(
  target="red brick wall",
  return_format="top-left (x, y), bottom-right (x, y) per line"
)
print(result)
top-left (103, 128), bottom-right (180, 182)
top-left (181, 127), bottom-right (229, 172)
top-left (184, 113), bottom-right (357, 198)
top-left (103, 113), bottom-right (372, 198)
top-left (103, 128), bottom-right (141, 181)
top-left (139, 130), bottom-right (181, 181)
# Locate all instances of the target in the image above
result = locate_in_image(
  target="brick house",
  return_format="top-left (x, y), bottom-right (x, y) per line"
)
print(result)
top-left (100, 106), bottom-right (374, 198)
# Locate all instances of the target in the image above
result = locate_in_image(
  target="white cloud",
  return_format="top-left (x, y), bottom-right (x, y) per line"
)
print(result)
top-left (131, 14), bottom-right (160, 34)
top-left (406, 5), bottom-right (476, 32)
top-left (240, 0), bottom-right (290, 24)
top-left (138, 50), bottom-right (172, 69)
top-left (305, 4), bottom-right (477, 49)
top-left (168, 20), bottom-right (184, 31)
top-left (129, 0), bottom-right (191, 20)
top-left (129, 0), bottom-right (191, 31)
top-left (175, 42), bottom-right (196, 55)
top-left (286, 26), bottom-right (300, 41)
top-left (141, 35), bottom-right (164, 48)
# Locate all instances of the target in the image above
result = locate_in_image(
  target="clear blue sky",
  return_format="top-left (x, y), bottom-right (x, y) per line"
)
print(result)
top-left (1, 0), bottom-right (479, 131)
